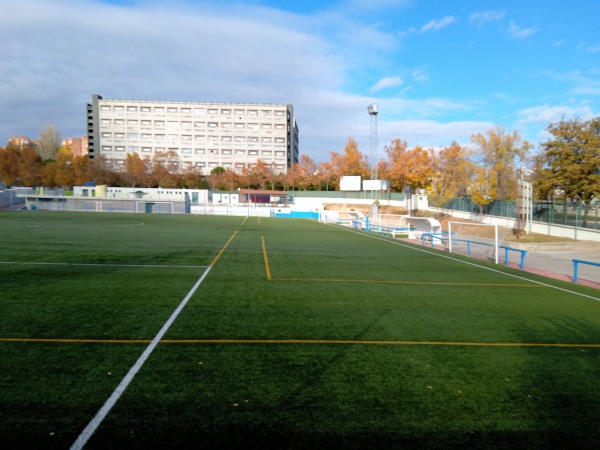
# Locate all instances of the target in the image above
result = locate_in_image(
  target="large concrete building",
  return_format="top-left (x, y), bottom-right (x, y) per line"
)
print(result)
top-left (87, 95), bottom-right (299, 174)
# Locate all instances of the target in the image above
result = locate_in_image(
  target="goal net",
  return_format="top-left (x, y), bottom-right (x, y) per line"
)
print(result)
top-left (135, 201), bottom-right (174, 214)
top-left (447, 222), bottom-right (510, 264)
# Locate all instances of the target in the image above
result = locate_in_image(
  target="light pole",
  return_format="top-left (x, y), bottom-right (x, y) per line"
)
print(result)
top-left (368, 104), bottom-right (378, 201)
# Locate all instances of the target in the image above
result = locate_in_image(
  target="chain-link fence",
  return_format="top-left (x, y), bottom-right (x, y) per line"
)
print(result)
top-left (440, 197), bottom-right (600, 231)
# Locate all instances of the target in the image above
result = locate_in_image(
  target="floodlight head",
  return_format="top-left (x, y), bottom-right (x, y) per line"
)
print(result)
top-left (367, 104), bottom-right (378, 115)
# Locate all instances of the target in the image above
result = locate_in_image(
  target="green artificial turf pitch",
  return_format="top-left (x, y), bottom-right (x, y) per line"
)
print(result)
top-left (1, 211), bottom-right (599, 449)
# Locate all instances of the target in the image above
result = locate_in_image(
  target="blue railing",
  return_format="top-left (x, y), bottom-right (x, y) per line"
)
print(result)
top-left (572, 259), bottom-right (600, 284)
top-left (420, 232), bottom-right (527, 269)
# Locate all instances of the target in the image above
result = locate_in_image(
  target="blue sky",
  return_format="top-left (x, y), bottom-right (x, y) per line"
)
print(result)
top-left (1, 0), bottom-right (599, 163)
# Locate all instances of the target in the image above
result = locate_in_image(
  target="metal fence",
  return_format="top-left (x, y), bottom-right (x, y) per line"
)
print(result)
top-left (441, 197), bottom-right (600, 231)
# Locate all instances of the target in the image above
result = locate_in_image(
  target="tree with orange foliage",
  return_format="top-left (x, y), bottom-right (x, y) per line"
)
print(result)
top-left (328, 137), bottom-right (370, 183)
top-left (469, 166), bottom-right (497, 214)
top-left (241, 159), bottom-right (273, 189)
top-left (430, 141), bottom-right (474, 206)
top-left (383, 139), bottom-right (434, 192)
top-left (124, 152), bottom-right (151, 187)
top-left (287, 154), bottom-right (316, 190)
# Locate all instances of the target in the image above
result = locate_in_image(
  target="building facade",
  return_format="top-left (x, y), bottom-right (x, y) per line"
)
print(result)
top-left (62, 137), bottom-right (88, 157)
top-left (87, 95), bottom-right (299, 175)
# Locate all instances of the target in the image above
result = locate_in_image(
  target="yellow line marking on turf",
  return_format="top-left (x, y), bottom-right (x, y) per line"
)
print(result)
top-left (259, 236), bottom-right (540, 287)
top-left (210, 230), bottom-right (238, 267)
top-left (261, 236), bottom-right (272, 280)
top-left (271, 277), bottom-right (543, 287)
top-left (240, 216), bottom-right (248, 226)
top-left (1, 337), bottom-right (599, 348)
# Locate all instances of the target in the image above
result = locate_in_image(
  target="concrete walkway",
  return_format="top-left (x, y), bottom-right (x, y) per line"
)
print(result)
top-left (407, 238), bottom-right (600, 290)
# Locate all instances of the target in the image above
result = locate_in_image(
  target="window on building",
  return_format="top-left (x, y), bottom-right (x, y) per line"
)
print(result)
top-left (127, 106), bottom-right (138, 112)
top-left (181, 107), bottom-right (191, 113)
top-left (127, 133), bottom-right (139, 139)
top-left (141, 133), bottom-right (151, 139)
top-left (167, 107), bottom-right (178, 113)
top-left (102, 146), bottom-right (112, 151)
top-left (195, 149), bottom-right (206, 154)
top-left (101, 132), bottom-right (112, 138)
top-left (141, 106), bottom-right (151, 112)
top-left (168, 134), bottom-right (180, 140)
top-left (182, 135), bottom-right (192, 141)
top-left (142, 147), bottom-right (152, 153)
top-left (221, 109), bottom-right (231, 115)
top-left (101, 105), bottom-right (111, 111)
top-left (154, 107), bottom-right (165, 113)
top-left (115, 146), bottom-right (125, 152)
top-left (208, 122), bottom-right (218, 128)
top-left (194, 122), bottom-right (205, 128)
top-left (127, 119), bottom-right (138, 125)
top-left (114, 119), bottom-right (125, 125)
top-left (114, 106), bottom-right (124, 111)
top-left (154, 134), bottom-right (165, 139)
top-left (193, 108), bottom-right (205, 114)
top-left (101, 119), bottom-right (111, 124)
top-left (141, 120), bottom-right (151, 126)
top-left (115, 132), bottom-right (125, 138)
top-left (248, 109), bottom-right (258, 116)
top-left (154, 120), bottom-right (165, 127)
top-left (182, 148), bottom-right (192, 154)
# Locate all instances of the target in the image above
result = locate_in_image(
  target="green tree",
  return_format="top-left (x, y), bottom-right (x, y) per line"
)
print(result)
top-left (535, 117), bottom-right (600, 224)
top-left (471, 126), bottom-right (531, 200)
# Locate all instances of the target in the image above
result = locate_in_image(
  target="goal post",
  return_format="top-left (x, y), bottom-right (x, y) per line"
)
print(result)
top-left (135, 201), bottom-right (174, 214)
top-left (448, 221), bottom-right (500, 264)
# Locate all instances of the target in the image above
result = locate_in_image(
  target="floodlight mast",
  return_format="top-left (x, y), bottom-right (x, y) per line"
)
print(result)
top-left (367, 104), bottom-right (378, 181)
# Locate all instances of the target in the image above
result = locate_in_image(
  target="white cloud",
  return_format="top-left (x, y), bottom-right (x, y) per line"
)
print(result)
top-left (420, 16), bottom-right (456, 33)
top-left (469, 10), bottom-right (505, 28)
top-left (504, 20), bottom-right (537, 40)
top-left (516, 104), bottom-right (595, 125)
top-left (371, 77), bottom-right (403, 92)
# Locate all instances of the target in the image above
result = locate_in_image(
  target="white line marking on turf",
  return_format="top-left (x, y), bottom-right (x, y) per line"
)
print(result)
top-left (0, 261), bottom-right (207, 268)
top-left (70, 266), bottom-right (212, 450)
top-left (331, 224), bottom-right (600, 302)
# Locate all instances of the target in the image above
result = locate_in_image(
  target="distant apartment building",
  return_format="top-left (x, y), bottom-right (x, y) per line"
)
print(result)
top-left (8, 134), bottom-right (37, 147)
top-left (62, 137), bottom-right (88, 158)
top-left (87, 95), bottom-right (299, 175)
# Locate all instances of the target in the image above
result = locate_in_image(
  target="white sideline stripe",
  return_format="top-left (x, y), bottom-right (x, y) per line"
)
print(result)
top-left (70, 266), bottom-right (212, 450)
top-left (0, 261), bottom-right (207, 269)
top-left (331, 224), bottom-right (600, 302)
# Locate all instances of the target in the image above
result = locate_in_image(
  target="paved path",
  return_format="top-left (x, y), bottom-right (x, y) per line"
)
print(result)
top-left (517, 243), bottom-right (600, 289)
top-left (407, 238), bottom-right (600, 290)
